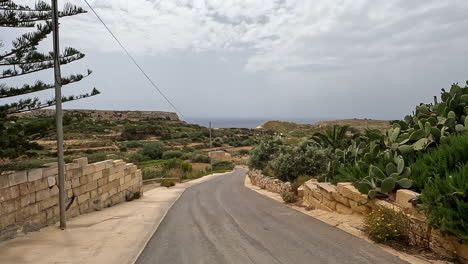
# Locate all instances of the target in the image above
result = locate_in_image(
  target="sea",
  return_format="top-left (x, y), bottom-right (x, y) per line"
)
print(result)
top-left (184, 118), bottom-right (328, 129)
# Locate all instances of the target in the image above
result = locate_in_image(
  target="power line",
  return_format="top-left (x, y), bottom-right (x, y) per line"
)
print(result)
top-left (82, 0), bottom-right (184, 118)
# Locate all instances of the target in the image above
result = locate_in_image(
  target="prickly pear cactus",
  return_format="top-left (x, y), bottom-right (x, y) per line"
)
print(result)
top-left (355, 156), bottom-right (412, 204)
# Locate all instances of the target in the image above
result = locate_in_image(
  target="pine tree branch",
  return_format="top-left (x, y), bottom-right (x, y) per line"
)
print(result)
top-left (0, 2), bottom-right (86, 27)
top-left (1, 88), bottom-right (101, 114)
top-left (0, 47), bottom-right (84, 66)
top-left (0, 21), bottom-right (52, 60)
top-left (1, 51), bottom-right (85, 79)
top-left (0, 70), bottom-right (92, 98)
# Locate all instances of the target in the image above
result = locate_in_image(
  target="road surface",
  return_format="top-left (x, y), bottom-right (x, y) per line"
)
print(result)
top-left (136, 168), bottom-right (406, 264)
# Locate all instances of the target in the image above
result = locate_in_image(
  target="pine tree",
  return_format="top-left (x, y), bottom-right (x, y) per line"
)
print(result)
top-left (0, 0), bottom-right (100, 158)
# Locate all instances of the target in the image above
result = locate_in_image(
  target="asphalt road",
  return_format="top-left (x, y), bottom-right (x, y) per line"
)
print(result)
top-left (136, 168), bottom-right (406, 264)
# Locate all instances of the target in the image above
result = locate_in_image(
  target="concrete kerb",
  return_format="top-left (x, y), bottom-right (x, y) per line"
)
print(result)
top-left (129, 169), bottom-right (235, 264)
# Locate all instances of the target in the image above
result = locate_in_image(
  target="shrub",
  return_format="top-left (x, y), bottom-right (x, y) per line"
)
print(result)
top-left (212, 161), bottom-right (235, 172)
top-left (163, 158), bottom-right (193, 173)
top-left (409, 134), bottom-right (468, 191)
top-left (162, 150), bottom-right (183, 160)
top-left (160, 179), bottom-right (176, 187)
top-left (248, 138), bottom-right (283, 170)
top-left (142, 170), bottom-right (163, 180)
top-left (420, 163), bottom-right (468, 242)
top-left (269, 141), bottom-right (330, 182)
top-left (140, 142), bottom-right (165, 159)
top-left (238, 149), bottom-right (250, 155)
top-left (127, 152), bottom-right (151, 164)
top-left (365, 208), bottom-right (406, 243)
top-left (190, 153), bottom-right (211, 163)
top-left (281, 191), bottom-right (297, 203)
top-left (122, 141), bottom-right (144, 148)
top-left (119, 146), bottom-right (128, 152)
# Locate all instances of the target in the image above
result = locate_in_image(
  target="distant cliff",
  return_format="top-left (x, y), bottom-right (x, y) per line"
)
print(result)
top-left (16, 109), bottom-right (179, 121)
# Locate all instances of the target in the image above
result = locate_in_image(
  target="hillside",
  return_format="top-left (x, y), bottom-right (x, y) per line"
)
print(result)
top-left (257, 119), bottom-right (391, 139)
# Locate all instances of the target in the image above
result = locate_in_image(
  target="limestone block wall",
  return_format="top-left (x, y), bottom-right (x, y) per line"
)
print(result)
top-left (0, 158), bottom-right (142, 241)
top-left (248, 170), bottom-right (292, 193)
top-left (302, 180), bottom-right (468, 263)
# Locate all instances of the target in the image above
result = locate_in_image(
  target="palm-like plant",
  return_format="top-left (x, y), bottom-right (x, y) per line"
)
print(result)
top-left (311, 125), bottom-right (351, 150)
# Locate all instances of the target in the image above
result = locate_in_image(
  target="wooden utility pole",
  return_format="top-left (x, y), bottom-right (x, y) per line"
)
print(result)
top-left (51, 0), bottom-right (66, 229)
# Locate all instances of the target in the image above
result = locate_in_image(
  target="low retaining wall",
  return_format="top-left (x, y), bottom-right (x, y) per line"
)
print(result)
top-left (248, 170), bottom-right (292, 193)
top-left (302, 180), bottom-right (468, 263)
top-left (0, 158), bottom-right (142, 241)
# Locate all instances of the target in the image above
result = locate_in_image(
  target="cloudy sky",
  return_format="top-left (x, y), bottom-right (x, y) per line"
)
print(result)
top-left (3, 0), bottom-right (468, 124)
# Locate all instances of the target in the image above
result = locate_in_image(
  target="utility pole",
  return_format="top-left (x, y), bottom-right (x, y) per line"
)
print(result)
top-left (209, 121), bottom-right (213, 173)
top-left (51, 0), bottom-right (66, 230)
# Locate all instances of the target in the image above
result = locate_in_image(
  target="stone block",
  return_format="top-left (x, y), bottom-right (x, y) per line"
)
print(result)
top-left (18, 182), bottom-right (34, 196)
top-left (50, 185), bottom-right (59, 196)
top-left (78, 192), bottom-right (90, 204)
top-left (71, 178), bottom-right (80, 188)
top-left (316, 182), bottom-right (336, 200)
top-left (47, 176), bottom-right (56, 187)
top-left (79, 201), bottom-right (90, 214)
top-left (91, 171), bottom-right (103, 181)
top-left (124, 174), bottom-right (132, 183)
top-left (1, 198), bottom-right (20, 214)
top-left (0, 186), bottom-right (19, 202)
top-left (8, 171), bottom-right (27, 186)
top-left (33, 178), bottom-right (48, 192)
top-left (73, 157), bottom-right (88, 166)
top-left (322, 198), bottom-right (337, 210)
top-left (80, 175), bottom-right (90, 185)
top-left (94, 161), bottom-right (107, 172)
top-left (42, 167), bottom-right (58, 178)
top-left (65, 162), bottom-right (80, 171)
top-left (102, 168), bottom-right (110, 178)
top-left (395, 189), bottom-right (419, 209)
top-left (113, 160), bottom-right (126, 166)
top-left (0, 173), bottom-right (10, 189)
top-left (332, 192), bottom-right (350, 206)
top-left (39, 197), bottom-right (58, 211)
top-left (349, 200), bottom-right (371, 214)
top-left (85, 181), bottom-right (98, 192)
top-left (337, 183), bottom-right (367, 202)
top-left (43, 162), bottom-right (58, 168)
top-left (98, 177), bottom-right (108, 187)
top-left (83, 164), bottom-right (96, 175)
top-left (336, 203), bottom-right (353, 215)
top-left (27, 168), bottom-right (43, 182)
top-left (35, 188), bottom-right (51, 202)
top-left (0, 213), bottom-right (15, 230)
top-left (297, 185), bottom-right (305, 198)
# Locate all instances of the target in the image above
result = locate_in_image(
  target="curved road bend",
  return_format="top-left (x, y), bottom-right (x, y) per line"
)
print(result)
top-left (136, 168), bottom-right (406, 264)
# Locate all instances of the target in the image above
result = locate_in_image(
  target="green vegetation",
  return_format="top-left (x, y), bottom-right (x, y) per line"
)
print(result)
top-left (365, 208), bottom-right (406, 243)
top-left (0, 1), bottom-right (100, 159)
top-left (140, 142), bottom-right (165, 159)
top-left (160, 179), bottom-right (176, 188)
top-left (409, 134), bottom-right (468, 191)
top-left (212, 161), bottom-right (235, 172)
top-left (356, 157), bottom-right (412, 203)
top-left (420, 163), bottom-right (468, 243)
top-left (248, 80), bottom-right (468, 241)
top-left (281, 191), bottom-right (297, 203)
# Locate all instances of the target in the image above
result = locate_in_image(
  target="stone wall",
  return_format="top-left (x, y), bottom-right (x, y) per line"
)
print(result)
top-left (15, 109), bottom-right (179, 121)
top-left (0, 158), bottom-right (143, 241)
top-left (301, 180), bottom-right (468, 263)
top-left (248, 170), bottom-right (292, 193)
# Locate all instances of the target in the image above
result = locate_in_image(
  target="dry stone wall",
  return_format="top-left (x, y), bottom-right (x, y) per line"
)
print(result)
top-left (301, 180), bottom-right (468, 263)
top-left (15, 109), bottom-right (179, 121)
top-left (248, 170), bottom-right (292, 193)
top-left (0, 158), bottom-right (142, 241)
